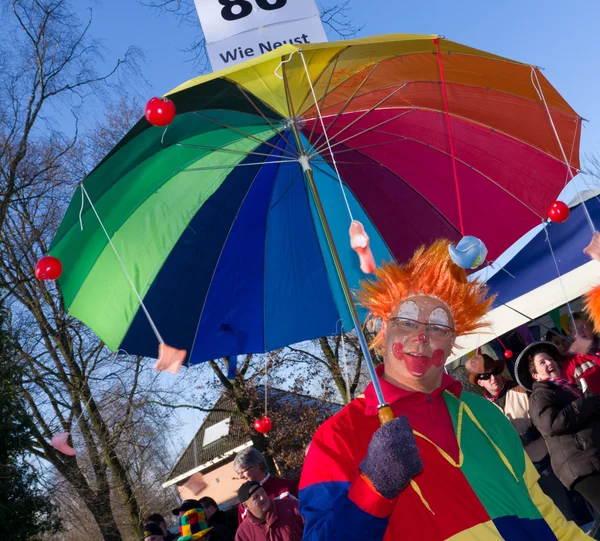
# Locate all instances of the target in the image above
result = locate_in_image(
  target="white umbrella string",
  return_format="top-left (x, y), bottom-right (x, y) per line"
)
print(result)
top-left (275, 50), bottom-right (354, 222)
top-left (543, 222), bottom-right (577, 333)
top-left (531, 68), bottom-right (594, 233)
top-left (78, 184), bottom-right (164, 346)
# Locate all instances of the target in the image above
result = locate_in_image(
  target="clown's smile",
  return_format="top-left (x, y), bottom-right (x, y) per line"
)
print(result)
top-left (393, 342), bottom-right (445, 377)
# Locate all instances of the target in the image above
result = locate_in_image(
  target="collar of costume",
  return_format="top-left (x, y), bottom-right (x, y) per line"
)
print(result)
top-left (363, 364), bottom-right (462, 415)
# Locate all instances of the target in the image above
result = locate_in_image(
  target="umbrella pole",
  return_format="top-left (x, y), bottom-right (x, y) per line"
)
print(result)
top-left (299, 158), bottom-right (393, 425)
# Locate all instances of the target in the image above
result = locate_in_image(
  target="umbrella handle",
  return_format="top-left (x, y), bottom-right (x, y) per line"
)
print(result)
top-left (378, 405), bottom-right (395, 425)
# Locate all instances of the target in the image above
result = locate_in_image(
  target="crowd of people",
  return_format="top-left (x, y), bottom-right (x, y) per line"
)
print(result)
top-left (144, 241), bottom-right (600, 541)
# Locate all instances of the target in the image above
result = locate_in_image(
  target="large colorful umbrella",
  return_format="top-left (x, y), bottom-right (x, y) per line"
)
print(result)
top-left (49, 34), bottom-right (581, 412)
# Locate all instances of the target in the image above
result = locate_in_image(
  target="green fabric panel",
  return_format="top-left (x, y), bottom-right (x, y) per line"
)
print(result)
top-left (444, 392), bottom-right (543, 521)
top-left (52, 124), bottom-right (275, 308)
top-left (52, 110), bottom-right (271, 248)
top-left (58, 129), bottom-right (275, 350)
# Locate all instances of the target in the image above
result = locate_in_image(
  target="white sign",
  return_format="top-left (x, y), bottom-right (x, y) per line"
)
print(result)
top-left (193, 0), bottom-right (328, 71)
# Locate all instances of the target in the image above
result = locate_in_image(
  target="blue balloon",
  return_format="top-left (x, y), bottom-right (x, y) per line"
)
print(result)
top-left (448, 236), bottom-right (488, 269)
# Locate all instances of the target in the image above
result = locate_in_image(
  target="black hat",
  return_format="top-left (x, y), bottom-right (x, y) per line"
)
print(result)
top-left (238, 481), bottom-right (262, 504)
top-left (143, 522), bottom-right (163, 539)
top-left (515, 341), bottom-right (560, 391)
top-left (171, 499), bottom-right (200, 516)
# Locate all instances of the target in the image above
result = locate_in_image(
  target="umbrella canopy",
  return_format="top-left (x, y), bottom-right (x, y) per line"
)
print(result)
top-left (49, 34), bottom-right (581, 364)
top-left (450, 195), bottom-right (600, 361)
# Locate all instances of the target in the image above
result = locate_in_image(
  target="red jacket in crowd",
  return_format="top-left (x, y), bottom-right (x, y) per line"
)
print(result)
top-left (561, 352), bottom-right (600, 393)
top-left (237, 474), bottom-right (298, 524)
top-left (235, 498), bottom-right (304, 541)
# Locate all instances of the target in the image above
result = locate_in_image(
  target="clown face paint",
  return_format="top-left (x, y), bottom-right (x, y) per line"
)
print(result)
top-left (384, 295), bottom-right (456, 392)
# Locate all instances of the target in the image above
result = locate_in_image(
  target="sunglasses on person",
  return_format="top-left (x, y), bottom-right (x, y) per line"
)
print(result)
top-left (478, 367), bottom-right (503, 381)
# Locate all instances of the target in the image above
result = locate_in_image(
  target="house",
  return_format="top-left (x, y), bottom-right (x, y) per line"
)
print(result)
top-left (162, 387), bottom-right (341, 510)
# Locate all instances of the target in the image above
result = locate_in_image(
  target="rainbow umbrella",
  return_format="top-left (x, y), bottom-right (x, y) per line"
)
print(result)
top-left (49, 34), bottom-right (580, 413)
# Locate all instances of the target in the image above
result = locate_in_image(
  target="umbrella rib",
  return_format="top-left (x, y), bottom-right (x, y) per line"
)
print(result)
top-left (337, 130), bottom-right (544, 219)
top-left (187, 153), bottom-right (285, 364)
top-left (309, 105), bottom-right (579, 171)
top-left (310, 62), bottom-right (381, 152)
top-left (176, 142), bottom-right (288, 159)
top-left (183, 160), bottom-right (298, 172)
top-left (306, 55), bottom-right (341, 144)
top-left (309, 109), bottom-right (415, 157)
top-left (310, 161), bottom-right (428, 251)
top-left (192, 112), bottom-right (298, 158)
top-left (308, 85), bottom-right (409, 156)
top-left (236, 85), bottom-right (296, 151)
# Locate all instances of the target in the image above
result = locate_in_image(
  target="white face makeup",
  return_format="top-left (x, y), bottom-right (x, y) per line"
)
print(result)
top-left (429, 307), bottom-right (450, 326)
top-left (397, 300), bottom-right (419, 320)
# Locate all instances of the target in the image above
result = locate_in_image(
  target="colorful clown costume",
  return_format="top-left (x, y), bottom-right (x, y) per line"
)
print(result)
top-left (299, 366), bottom-right (589, 540)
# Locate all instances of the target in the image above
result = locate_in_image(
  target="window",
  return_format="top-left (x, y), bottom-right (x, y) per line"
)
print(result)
top-left (202, 418), bottom-right (231, 447)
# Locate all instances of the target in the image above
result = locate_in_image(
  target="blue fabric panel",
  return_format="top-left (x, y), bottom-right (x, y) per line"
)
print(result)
top-left (308, 145), bottom-right (394, 332)
top-left (493, 515), bottom-right (558, 540)
top-left (263, 139), bottom-right (341, 351)
top-left (188, 139), bottom-right (287, 363)
top-left (120, 141), bottom-right (278, 359)
top-left (300, 483), bottom-right (390, 541)
top-left (487, 198), bottom-right (600, 307)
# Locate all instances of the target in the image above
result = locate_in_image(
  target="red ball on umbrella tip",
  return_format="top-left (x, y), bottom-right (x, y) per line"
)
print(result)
top-left (504, 350), bottom-right (513, 359)
top-left (548, 201), bottom-right (569, 223)
top-left (145, 97), bottom-right (176, 127)
top-left (35, 256), bottom-right (63, 281)
top-left (253, 416), bottom-right (273, 434)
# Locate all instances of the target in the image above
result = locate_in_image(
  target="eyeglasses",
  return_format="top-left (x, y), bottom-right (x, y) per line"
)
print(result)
top-left (478, 367), bottom-right (503, 381)
top-left (388, 317), bottom-right (455, 338)
top-left (575, 324), bottom-right (589, 334)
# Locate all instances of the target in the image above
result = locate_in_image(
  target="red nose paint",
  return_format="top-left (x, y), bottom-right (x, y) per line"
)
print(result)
top-left (418, 333), bottom-right (427, 342)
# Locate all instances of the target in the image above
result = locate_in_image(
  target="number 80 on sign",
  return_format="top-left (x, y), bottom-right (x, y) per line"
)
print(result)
top-left (218, 0), bottom-right (287, 21)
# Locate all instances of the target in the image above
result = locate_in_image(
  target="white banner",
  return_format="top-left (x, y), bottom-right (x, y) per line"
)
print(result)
top-left (193, 0), bottom-right (328, 71)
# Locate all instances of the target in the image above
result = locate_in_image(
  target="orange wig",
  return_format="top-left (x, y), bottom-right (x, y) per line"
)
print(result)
top-left (584, 285), bottom-right (600, 333)
top-left (356, 240), bottom-right (495, 353)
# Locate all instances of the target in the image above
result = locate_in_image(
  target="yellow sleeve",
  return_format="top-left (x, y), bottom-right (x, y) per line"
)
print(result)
top-left (524, 453), bottom-right (592, 540)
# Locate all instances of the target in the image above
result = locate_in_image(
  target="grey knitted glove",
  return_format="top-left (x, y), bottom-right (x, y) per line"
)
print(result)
top-left (360, 415), bottom-right (423, 499)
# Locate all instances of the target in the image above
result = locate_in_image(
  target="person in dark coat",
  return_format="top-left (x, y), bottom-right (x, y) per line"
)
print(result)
top-left (515, 341), bottom-right (600, 513)
top-left (199, 496), bottom-right (237, 535)
top-left (173, 500), bottom-right (234, 541)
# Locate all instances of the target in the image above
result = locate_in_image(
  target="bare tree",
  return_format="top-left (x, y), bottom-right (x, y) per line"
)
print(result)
top-left (0, 2), bottom-right (179, 539)
top-left (138, 0), bottom-right (364, 71)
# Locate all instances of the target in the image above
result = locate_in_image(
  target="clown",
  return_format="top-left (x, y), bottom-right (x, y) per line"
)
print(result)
top-left (299, 241), bottom-right (589, 540)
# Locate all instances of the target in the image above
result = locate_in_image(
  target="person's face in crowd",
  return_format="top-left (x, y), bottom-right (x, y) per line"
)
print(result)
top-left (203, 504), bottom-right (217, 520)
top-left (477, 368), bottom-right (504, 396)
top-left (236, 463), bottom-right (266, 483)
top-left (570, 317), bottom-right (595, 342)
top-left (384, 295), bottom-right (455, 392)
top-left (531, 352), bottom-right (560, 381)
top-left (243, 487), bottom-right (271, 520)
top-left (145, 535), bottom-right (164, 541)
top-left (548, 334), bottom-right (571, 357)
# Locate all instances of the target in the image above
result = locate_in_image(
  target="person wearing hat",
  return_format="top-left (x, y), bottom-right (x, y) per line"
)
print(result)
top-left (516, 341), bottom-right (600, 514)
top-left (467, 353), bottom-right (576, 522)
top-left (174, 500), bottom-right (234, 541)
top-left (144, 522), bottom-right (166, 541)
top-left (235, 481), bottom-right (304, 541)
top-left (300, 240), bottom-right (590, 540)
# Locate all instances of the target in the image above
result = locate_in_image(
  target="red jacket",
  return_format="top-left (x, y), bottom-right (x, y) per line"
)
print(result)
top-left (235, 498), bottom-right (304, 541)
top-left (238, 474), bottom-right (298, 524)
top-left (560, 352), bottom-right (600, 393)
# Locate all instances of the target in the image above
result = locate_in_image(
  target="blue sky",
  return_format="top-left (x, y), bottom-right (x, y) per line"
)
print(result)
top-left (78, 0), bottom-right (599, 450)
top-left (84, 0), bottom-right (600, 156)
